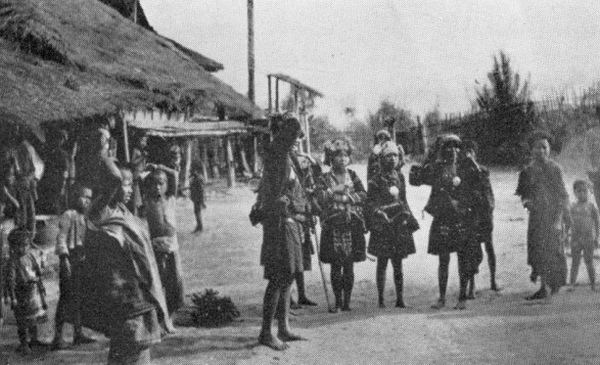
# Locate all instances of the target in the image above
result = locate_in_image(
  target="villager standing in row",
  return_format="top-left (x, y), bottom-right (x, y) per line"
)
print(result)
top-left (318, 139), bottom-right (367, 312)
top-left (289, 153), bottom-right (319, 309)
top-left (516, 133), bottom-right (569, 300)
top-left (190, 164), bottom-right (207, 233)
top-left (367, 129), bottom-right (392, 182)
top-left (6, 227), bottom-right (48, 356)
top-left (568, 179), bottom-right (599, 291)
top-left (131, 134), bottom-right (149, 217)
top-left (462, 140), bottom-right (499, 296)
top-left (51, 184), bottom-right (96, 350)
top-left (257, 113), bottom-right (307, 350)
top-left (516, 132), bottom-right (569, 300)
top-left (410, 134), bottom-right (483, 310)
top-left (367, 142), bottom-right (418, 308)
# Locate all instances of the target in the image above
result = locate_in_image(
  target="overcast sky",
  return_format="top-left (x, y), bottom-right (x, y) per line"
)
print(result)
top-left (142, 0), bottom-right (600, 126)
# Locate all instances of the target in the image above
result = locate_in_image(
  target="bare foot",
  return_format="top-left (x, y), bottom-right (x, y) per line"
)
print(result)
top-left (278, 332), bottom-right (307, 342)
top-left (329, 306), bottom-right (341, 313)
top-left (258, 333), bottom-right (289, 351)
top-left (431, 298), bottom-right (445, 310)
top-left (453, 300), bottom-right (466, 310)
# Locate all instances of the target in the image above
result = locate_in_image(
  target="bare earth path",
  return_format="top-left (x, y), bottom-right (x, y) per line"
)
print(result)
top-left (2, 164), bottom-right (600, 365)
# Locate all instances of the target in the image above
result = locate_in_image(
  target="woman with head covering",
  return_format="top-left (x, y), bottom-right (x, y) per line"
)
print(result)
top-left (409, 134), bottom-right (484, 310)
top-left (367, 129), bottom-right (392, 182)
top-left (366, 142), bottom-right (418, 308)
top-left (317, 139), bottom-right (367, 312)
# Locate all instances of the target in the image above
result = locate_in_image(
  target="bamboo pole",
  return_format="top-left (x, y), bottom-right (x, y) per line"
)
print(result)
top-left (247, 0), bottom-right (255, 103)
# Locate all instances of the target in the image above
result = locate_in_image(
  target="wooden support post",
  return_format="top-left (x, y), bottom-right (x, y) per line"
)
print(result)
top-left (225, 136), bottom-right (235, 188)
top-left (122, 118), bottom-right (130, 162)
top-left (238, 136), bottom-right (252, 177)
top-left (253, 134), bottom-right (260, 174)
top-left (304, 114), bottom-right (311, 155)
top-left (183, 139), bottom-right (192, 198)
top-left (201, 142), bottom-right (209, 182)
top-left (268, 76), bottom-right (272, 113)
top-left (294, 88), bottom-right (299, 114)
top-left (211, 139), bottom-right (220, 179)
top-left (275, 78), bottom-right (279, 112)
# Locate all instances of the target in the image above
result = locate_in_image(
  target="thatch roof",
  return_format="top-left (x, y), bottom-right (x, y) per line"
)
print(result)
top-left (0, 0), bottom-right (261, 137)
top-left (97, 0), bottom-right (224, 72)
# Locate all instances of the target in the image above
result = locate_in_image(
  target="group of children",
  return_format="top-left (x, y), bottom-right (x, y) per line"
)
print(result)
top-left (0, 128), bottom-right (209, 358)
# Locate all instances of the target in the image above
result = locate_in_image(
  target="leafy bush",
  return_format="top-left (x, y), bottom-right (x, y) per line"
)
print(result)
top-left (190, 289), bottom-right (240, 327)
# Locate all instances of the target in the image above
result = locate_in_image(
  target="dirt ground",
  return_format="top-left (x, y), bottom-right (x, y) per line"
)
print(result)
top-left (2, 163), bottom-right (600, 365)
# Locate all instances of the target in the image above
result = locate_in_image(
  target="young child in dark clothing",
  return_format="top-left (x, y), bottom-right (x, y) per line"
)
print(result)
top-left (6, 227), bottom-right (48, 355)
top-left (52, 184), bottom-right (96, 350)
top-left (190, 166), bottom-right (207, 233)
top-left (568, 179), bottom-right (600, 291)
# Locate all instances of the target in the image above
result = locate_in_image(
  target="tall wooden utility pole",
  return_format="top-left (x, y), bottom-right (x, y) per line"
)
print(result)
top-left (247, 0), bottom-right (255, 102)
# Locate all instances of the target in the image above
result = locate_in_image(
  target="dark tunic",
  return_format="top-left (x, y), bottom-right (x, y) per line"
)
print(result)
top-left (516, 159), bottom-right (568, 290)
top-left (317, 169), bottom-right (367, 264)
top-left (366, 169), bottom-right (417, 259)
top-left (410, 159), bottom-right (484, 275)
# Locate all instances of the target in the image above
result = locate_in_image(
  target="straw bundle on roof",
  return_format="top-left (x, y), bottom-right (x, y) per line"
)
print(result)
top-left (0, 0), bottom-right (260, 135)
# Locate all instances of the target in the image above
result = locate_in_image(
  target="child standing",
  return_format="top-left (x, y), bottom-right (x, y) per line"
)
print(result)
top-left (568, 180), bottom-right (600, 291)
top-left (144, 164), bottom-right (185, 315)
top-left (6, 227), bottom-right (48, 355)
top-left (190, 166), bottom-right (207, 233)
top-left (52, 184), bottom-right (96, 350)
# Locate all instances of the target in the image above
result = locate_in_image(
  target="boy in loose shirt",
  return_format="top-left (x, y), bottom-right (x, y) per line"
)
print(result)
top-left (52, 184), bottom-right (95, 350)
top-left (569, 179), bottom-right (600, 291)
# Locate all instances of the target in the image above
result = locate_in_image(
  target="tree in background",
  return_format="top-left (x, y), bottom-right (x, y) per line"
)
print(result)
top-left (474, 51), bottom-right (535, 165)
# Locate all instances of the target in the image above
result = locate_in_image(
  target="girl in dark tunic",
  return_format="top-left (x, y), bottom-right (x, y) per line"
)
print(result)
top-left (410, 134), bottom-right (483, 310)
top-left (367, 142), bottom-right (418, 308)
top-left (516, 133), bottom-right (569, 300)
top-left (317, 139), bottom-right (367, 312)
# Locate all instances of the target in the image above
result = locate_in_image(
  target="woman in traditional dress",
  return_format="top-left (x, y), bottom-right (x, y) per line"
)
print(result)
top-left (367, 142), bottom-right (418, 308)
top-left (516, 132), bottom-right (569, 300)
top-left (410, 134), bottom-right (483, 310)
top-left (317, 139), bottom-right (367, 312)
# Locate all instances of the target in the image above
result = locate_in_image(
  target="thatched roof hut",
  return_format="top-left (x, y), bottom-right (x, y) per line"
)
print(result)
top-left (0, 0), bottom-right (261, 140)
top-left (98, 0), bottom-right (224, 72)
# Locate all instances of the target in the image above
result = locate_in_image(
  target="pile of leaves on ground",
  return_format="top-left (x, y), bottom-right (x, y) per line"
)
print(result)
top-left (190, 289), bottom-right (240, 327)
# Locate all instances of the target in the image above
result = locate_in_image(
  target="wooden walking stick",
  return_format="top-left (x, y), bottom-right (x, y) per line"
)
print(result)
top-left (311, 217), bottom-right (334, 312)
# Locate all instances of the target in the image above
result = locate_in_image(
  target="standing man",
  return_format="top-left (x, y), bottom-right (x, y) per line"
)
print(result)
top-left (257, 113), bottom-right (307, 350)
